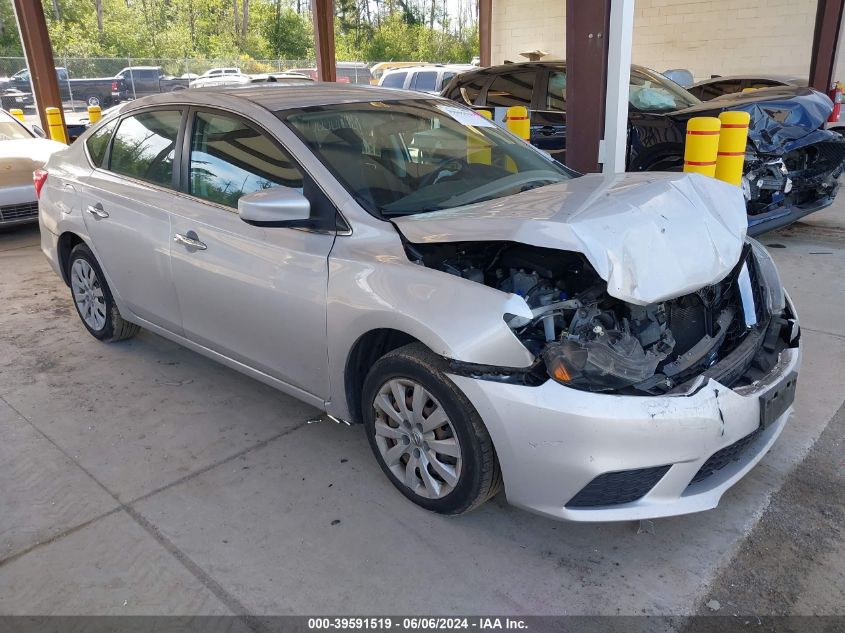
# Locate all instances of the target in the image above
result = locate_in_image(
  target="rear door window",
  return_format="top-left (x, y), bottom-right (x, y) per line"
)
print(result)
top-left (412, 71), bottom-right (438, 92)
top-left (109, 110), bottom-right (182, 187)
top-left (382, 72), bottom-right (407, 89)
top-left (484, 72), bottom-right (536, 108)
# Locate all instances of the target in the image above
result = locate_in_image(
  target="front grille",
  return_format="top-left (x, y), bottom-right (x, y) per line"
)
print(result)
top-left (0, 201), bottom-right (38, 222)
top-left (565, 465), bottom-right (671, 508)
top-left (689, 426), bottom-right (763, 485)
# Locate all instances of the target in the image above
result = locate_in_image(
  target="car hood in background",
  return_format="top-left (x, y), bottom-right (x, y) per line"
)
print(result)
top-left (670, 86), bottom-right (836, 154)
top-left (0, 138), bottom-right (65, 187)
top-left (393, 172), bottom-right (747, 306)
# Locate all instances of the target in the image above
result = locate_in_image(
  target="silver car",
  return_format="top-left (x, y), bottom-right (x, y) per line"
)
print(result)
top-left (38, 85), bottom-right (801, 521)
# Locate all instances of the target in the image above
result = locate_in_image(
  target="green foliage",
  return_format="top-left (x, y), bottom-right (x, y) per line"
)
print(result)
top-left (0, 0), bottom-right (475, 65)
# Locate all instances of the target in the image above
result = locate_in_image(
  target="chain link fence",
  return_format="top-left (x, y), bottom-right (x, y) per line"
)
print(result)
top-left (0, 57), bottom-right (323, 79)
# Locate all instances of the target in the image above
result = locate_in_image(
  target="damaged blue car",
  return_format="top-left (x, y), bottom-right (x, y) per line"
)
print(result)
top-left (443, 63), bottom-right (845, 235)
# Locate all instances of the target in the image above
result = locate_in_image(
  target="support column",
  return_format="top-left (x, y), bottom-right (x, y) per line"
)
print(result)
top-left (479, 0), bottom-right (492, 67)
top-left (12, 0), bottom-right (65, 134)
top-left (565, 0), bottom-right (610, 173)
top-left (312, 0), bottom-right (336, 82)
top-left (602, 0), bottom-right (634, 174)
top-left (809, 0), bottom-right (845, 92)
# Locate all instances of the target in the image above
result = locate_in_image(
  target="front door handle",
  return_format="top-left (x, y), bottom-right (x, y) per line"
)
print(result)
top-left (173, 231), bottom-right (207, 251)
top-left (85, 203), bottom-right (109, 218)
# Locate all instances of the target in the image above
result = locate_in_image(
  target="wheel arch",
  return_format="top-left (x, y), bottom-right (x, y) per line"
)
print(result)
top-left (344, 328), bottom-right (425, 424)
top-left (57, 231), bottom-right (86, 286)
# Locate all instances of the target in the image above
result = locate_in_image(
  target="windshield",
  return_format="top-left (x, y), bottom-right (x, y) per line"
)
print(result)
top-left (282, 99), bottom-right (574, 218)
top-left (629, 68), bottom-right (700, 112)
top-left (0, 112), bottom-right (33, 140)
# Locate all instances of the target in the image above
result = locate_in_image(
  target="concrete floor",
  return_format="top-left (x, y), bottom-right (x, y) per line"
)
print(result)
top-left (1, 205), bottom-right (844, 617)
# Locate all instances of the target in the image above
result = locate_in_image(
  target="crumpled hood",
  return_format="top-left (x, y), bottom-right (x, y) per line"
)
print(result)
top-left (393, 172), bottom-right (748, 306)
top-left (671, 86), bottom-right (836, 154)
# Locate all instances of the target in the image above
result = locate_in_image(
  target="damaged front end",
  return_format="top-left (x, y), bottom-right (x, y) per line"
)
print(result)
top-left (742, 138), bottom-right (845, 233)
top-left (404, 239), bottom-right (799, 396)
top-left (713, 87), bottom-right (845, 234)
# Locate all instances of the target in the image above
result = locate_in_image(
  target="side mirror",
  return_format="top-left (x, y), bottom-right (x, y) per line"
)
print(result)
top-left (32, 125), bottom-right (46, 138)
top-left (238, 187), bottom-right (313, 228)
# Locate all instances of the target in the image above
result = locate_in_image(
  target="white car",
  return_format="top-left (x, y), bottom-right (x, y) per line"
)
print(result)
top-left (200, 67), bottom-right (242, 78)
top-left (379, 64), bottom-right (474, 94)
top-left (37, 85), bottom-right (800, 521)
top-left (0, 110), bottom-right (63, 227)
top-left (189, 72), bottom-right (312, 89)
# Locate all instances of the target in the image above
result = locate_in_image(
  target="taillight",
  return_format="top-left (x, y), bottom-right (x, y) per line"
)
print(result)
top-left (33, 168), bottom-right (48, 198)
top-left (111, 80), bottom-right (118, 91)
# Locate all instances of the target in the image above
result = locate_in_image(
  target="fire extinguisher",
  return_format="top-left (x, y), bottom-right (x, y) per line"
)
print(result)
top-left (828, 82), bottom-right (842, 123)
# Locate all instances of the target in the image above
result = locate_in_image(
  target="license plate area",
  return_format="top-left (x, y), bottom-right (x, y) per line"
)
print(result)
top-left (759, 372), bottom-right (798, 429)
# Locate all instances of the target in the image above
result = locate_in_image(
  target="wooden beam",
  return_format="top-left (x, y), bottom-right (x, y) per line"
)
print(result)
top-left (312, 0), bottom-right (336, 82)
top-left (565, 0), bottom-right (610, 173)
top-left (809, 0), bottom-right (845, 92)
top-left (479, 0), bottom-right (492, 67)
top-left (12, 0), bottom-right (65, 134)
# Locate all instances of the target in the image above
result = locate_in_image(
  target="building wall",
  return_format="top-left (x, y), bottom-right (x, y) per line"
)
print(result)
top-left (492, 0), bottom-right (827, 82)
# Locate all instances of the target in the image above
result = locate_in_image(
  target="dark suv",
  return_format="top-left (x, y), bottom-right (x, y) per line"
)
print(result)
top-left (441, 61), bottom-right (845, 235)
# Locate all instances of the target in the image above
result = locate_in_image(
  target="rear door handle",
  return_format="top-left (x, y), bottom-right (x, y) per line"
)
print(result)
top-left (173, 231), bottom-right (207, 251)
top-left (85, 203), bottom-right (108, 218)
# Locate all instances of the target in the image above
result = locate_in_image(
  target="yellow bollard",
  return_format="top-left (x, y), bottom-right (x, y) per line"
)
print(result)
top-left (683, 117), bottom-right (721, 177)
top-left (9, 108), bottom-right (24, 123)
top-left (505, 105), bottom-right (531, 141)
top-left (87, 105), bottom-right (102, 124)
top-left (45, 107), bottom-right (68, 144)
top-left (714, 111), bottom-right (750, 186)
top-left (467, 110), bottom-right (493, 165)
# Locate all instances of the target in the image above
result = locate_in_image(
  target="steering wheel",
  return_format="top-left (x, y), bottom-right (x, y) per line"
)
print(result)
top-left (419, 157), bottom-right (467, 188)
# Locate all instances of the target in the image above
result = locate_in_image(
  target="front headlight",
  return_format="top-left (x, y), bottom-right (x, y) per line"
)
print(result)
top-left (542, 332), bottom-right (663, 391)
top-left (748, 238), bottom-right (785, 315)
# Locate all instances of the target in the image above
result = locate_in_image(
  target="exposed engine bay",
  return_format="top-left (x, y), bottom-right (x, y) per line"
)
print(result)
top-left (743, 140), bottom-right (845, 215)
top-left (404, 240), bottom-right (798, 395)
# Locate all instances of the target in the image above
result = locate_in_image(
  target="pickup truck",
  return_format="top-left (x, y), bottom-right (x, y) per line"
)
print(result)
top-left (110, 66), bottom-right (190, 101)
top-left (0, 67), bottom-right (117, 107)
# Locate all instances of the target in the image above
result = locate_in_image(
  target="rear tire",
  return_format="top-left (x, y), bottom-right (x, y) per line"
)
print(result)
top-left (362, 343), bottom-right (502, 515)
top-left (68, 243), bottom-right (139, 342)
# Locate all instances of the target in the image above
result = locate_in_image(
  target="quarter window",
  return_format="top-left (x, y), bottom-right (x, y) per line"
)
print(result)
top-left (109, 110), bottom-right (181, 187)
top-left (485, 72), bottom-right (535, 108)
top-left (545, 71), bottom-right (566, 110)
top-left (85, 118), bottom-right (118, 167)
top-left (188, 111), bottom-right (303, 208)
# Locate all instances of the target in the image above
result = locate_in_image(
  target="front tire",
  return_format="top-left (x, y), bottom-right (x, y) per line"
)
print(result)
top-left (68, 243), bottom-right (139, 342)
top-left (362, 343), bottom-right (502, 515)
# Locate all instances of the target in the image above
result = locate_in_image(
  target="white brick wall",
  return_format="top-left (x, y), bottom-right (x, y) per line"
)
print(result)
top-left (491, 0), bottom-right (839, 82)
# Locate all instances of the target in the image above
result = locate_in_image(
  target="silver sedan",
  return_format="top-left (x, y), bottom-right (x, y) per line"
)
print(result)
top-left (37, 85), bottom-right (801, 521)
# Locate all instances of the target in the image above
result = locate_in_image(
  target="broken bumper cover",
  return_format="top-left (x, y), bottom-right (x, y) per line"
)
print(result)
top-left (449, 300), bottom-right (801, 522)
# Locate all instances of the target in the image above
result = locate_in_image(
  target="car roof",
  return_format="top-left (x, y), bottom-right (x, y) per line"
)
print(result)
top-left (693, 74), bottom-right (807, 86)
top-left (113, 83), bottom-right (435, 113)
top-left (385, 64), bottom-right (470, 74)
top-left (453, 60), bottom-right (654, 77)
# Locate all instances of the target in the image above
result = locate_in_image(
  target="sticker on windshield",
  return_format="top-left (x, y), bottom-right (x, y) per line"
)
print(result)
top-left (436, 104), bottom-right (495, 128)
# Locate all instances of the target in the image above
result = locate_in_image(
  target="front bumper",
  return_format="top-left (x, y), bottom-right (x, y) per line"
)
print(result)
top-left (450, 305), bottom-right (801, 522)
